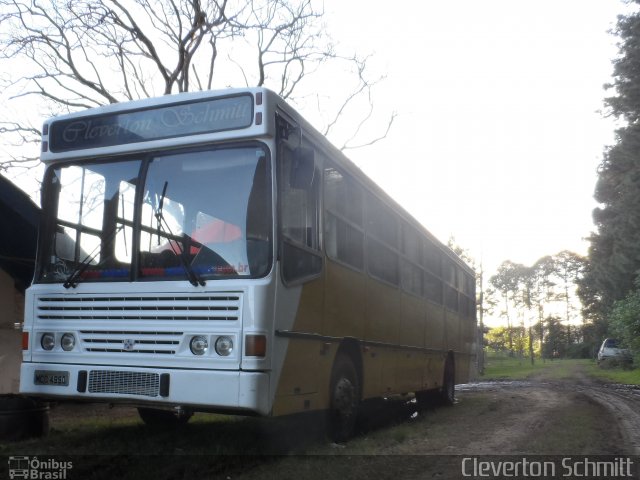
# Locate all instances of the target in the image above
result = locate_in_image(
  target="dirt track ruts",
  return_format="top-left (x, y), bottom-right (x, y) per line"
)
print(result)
top-left (576, 381), bottom-right (640, 455)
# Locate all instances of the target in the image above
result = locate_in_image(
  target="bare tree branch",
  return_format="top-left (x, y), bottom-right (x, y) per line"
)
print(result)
top-left (0, 122), bottom-right (42, 172)
top-left (341, 111), bottom-right (397, 151)
top-left (0, 122), bottom-right (40, 142)
top-left (0, 0), bottom-right (394, 174)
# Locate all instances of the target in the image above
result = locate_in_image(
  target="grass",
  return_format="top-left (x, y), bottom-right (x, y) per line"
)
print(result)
top-left (4, 400), bottom-right (475, 479)
top-left (588, 364), bottom-right (640, 384)
top-left (483, 352), bottom-right (640, 385)
top-left (482, 354), bottom-right (586, 380)
top-left (1, 409), bottom-right (330, 479)
top-left (1, 411), bottom-right (324, 457)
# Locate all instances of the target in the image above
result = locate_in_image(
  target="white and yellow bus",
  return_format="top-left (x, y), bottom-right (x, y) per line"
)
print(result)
top-left (20, 88), bottom-right (476, 440)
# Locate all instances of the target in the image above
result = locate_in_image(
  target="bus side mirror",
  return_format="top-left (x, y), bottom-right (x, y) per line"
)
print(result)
top-left (290, 147), bottom-right (315, 189)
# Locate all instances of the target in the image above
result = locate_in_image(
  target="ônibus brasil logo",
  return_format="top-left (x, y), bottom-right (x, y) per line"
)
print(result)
top-left (8, 456), bottom-right (72, 479)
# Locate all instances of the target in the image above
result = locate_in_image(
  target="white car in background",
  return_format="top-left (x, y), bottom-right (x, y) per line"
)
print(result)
top-left (597, 338), bottom-right (631, 364)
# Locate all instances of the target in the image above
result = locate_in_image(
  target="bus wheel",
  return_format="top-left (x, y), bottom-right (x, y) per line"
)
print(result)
top-left (328, 353), bottom-right (360, 443)
top-left (137, 407), bottom-right (192, 426)
top-left (440, 358), bottom-right (455, 406)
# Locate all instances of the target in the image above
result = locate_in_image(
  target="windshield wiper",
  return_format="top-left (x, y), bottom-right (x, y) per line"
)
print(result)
top-left (155, 181), bottom-right (205, 287)
top-left (63, 224), bottom-right (123, 289)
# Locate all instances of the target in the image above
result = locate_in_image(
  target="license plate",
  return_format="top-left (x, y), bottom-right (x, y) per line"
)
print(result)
top-left (34, 370), bottom-right (69, 386)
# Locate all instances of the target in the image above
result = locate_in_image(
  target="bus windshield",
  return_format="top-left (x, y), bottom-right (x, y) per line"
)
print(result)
top-left (37, 144), bottom-right (272, 284)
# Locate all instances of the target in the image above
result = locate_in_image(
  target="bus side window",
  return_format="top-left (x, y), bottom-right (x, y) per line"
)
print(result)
top-left (278, 136), bottom-right (322, 284)
top-left (324, 163), bottom-right (364, 270)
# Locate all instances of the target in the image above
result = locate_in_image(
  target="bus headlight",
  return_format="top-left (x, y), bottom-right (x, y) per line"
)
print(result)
top-left (61, 333), bottom-right (76, 351)
top-left (215, 336), bottom-right (233, 356)
top-left (190, 335), bottom-right (208, 356)
top-left (41, 333), bottom-right (55, 351)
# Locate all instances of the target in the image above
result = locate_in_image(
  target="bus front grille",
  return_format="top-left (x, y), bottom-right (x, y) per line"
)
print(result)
top-left (80, 330), bottom-right (182, 355)
top-left (88, 370), bottom-right (159, 397)
top-left (36, 293), bottom-right (242, 322)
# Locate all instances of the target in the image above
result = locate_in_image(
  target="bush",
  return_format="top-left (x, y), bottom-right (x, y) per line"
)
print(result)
top-left (598, 355), bottom-right (634, 370)
top-left (566, 343), bottom-right (593, 359)
top-left (609, 282), bottom-right (640, 352)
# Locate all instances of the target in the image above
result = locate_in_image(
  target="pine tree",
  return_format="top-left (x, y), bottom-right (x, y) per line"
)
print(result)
top-left (584, 2), bottom-right (640, 323)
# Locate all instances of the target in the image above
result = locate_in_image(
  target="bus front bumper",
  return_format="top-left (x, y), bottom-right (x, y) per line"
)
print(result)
top-left (19, 363), bottom-right (270, 415)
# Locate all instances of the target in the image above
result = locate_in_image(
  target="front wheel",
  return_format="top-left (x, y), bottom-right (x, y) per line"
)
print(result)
top-left (137, 407), bottom-right (193, 426)
top-left (328, 353), bottom-right (360, 443)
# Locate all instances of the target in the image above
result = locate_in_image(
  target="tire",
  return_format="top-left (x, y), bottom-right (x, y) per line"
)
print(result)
top-left (137, 407), bottom-right (192, 426)
top-left (440, 357), bottom-right (455, 406)
top-left (328, 353), bottom-right (360, 443)
top-left (0, 395), bottom-right (49, 441)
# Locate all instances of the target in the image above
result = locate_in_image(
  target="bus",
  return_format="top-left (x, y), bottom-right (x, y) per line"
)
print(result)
top-left (20, 87), bottom-right (476, 440)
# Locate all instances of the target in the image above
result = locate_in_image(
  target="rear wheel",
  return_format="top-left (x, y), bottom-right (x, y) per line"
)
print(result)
top-left (440, 357), bottom-right (455, 406)
top-left (328, 353), bottom-right (360, 442)
top-left (137, 407), bottom-right (193, 426)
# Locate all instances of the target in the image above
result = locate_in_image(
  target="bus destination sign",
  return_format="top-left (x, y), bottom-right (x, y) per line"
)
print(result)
top-left (49, 94), bottom-right (253, 152)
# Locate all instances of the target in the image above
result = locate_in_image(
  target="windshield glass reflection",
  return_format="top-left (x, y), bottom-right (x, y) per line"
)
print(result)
top-left (38, 145), bottom-right (271, 284)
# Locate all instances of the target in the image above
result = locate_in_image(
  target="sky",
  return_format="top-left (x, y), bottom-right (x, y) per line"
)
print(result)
top-left (319, 0), bottom-right (626, 279)
top-left (1, 0), bottom-right (629, 291)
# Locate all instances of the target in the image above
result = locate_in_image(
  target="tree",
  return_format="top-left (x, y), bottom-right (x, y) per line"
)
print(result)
top-left (529, 256), bottom-right (556, 360)
top-left (551, 250), bottom-right (587, 346)
top-left (542, 316), bottom-right (566, 359)
top-left (488, 260), bottom-right (527, 356)
top-left (0, 0), bottom-right (394, 171)
top-left (484, 326), bottom-right (511, 354)
top-left (488, 251), bottom-right (588, 360)
top-left (576, 261), bottom-right (609, 346)
top-left (607, 276), bottom-right (640, 354)
top-left (585, 1), bottom-right (640, 323)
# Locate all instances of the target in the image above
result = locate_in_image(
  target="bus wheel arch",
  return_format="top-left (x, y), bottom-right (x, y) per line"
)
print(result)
top-left (336, 338), bottom-right (363, 388)
top-left (327, 339), bottom-right (362, 442)
top-left (441, 351), bottom-right (455, 406)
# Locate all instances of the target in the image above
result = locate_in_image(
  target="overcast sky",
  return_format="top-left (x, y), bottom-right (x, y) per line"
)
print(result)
top-left (2, 0), bottom-right (628, 289)
top-left (320, 0), bottom-right (626, 279)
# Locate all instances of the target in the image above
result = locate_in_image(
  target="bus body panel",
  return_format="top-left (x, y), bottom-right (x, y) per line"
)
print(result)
top-left (21, 275), bottom-right (277, 415)
top-left (20, 86), bottom-right (477, 423)
top-left (20, 362), bottom-right (270, 415)
top-left (270, 271), bottom-right (333, 416)
top-left (323, 260), bottom-right (365, 340)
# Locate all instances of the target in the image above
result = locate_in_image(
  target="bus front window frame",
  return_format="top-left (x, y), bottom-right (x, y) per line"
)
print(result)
top-left (36, 142), bottom-right (273, 285)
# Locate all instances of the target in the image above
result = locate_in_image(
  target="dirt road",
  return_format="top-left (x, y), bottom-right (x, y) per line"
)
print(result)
top-left (3, 362), bottom-right (638, 479)
top-left (394, 362), bottom-right (637, 456)
top-left (234, 363), bottom-right (639, 478)
top-left (574, 379), bottom-right (640, 455)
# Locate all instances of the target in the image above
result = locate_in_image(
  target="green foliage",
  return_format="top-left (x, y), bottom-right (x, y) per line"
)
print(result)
top-left (542, 316), bottom-right (566, 358)
top-left (565, 342), bottom-right (594, 359)
top-left (482, 354), bottom-right (544, 380)
top-left (483, 356), bottom-right (592, 381)
top-left (589, 362), bottom-right (640, 384)
top-left (609, 281), bottom-right (640, 353)
top-left (484, 326), bottom-right (510, 352)
top-left (578, 317), bottom-right (607, 358)
top-left (584, 2), bottom-right (640, 325)
top-left (486, 252), bottom-right (587, 363)
top-left (484, 326), bottom-right (535, 357)
top-left (606, 1), bottom-right (640, 122)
